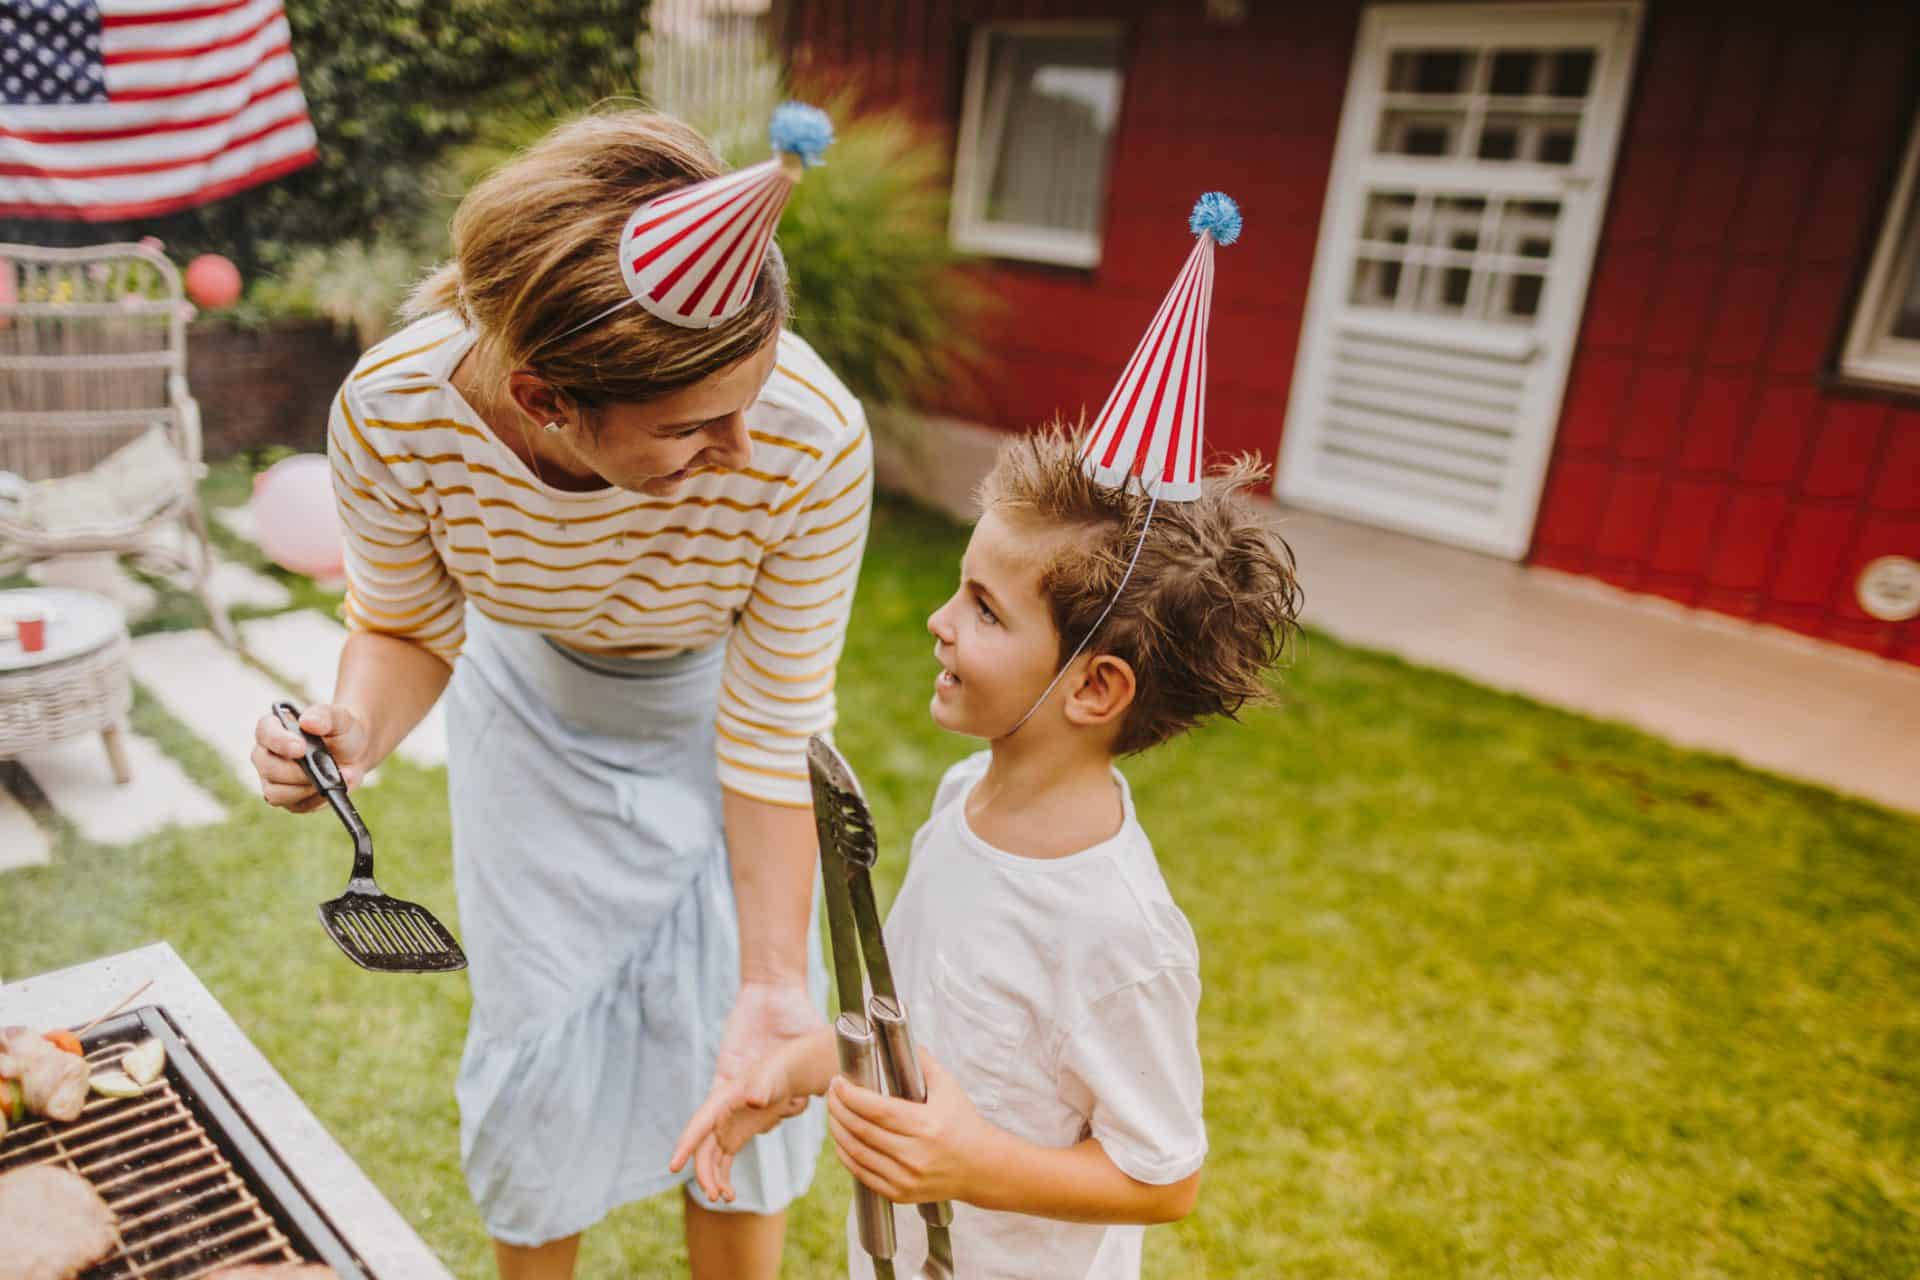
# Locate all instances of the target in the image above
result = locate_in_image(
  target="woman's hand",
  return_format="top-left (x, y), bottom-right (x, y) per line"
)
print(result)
top-left (675, 983), bottom-right (821, 1200)
top-left (251, 703), bottom-right (373, 812)
top-left (670, 1051), bottom-right (809, 1203)
top-left (826, 1049), bottom-right (999, 1206)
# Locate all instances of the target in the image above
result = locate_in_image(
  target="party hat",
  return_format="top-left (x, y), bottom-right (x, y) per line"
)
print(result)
top-left (1081, 193), bottom-right (1241, 501)
top-left (618, 102), bottom-right (833, 330)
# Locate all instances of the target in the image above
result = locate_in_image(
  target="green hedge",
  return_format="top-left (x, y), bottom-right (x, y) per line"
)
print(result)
top-left (0, 0), bottom-right (646, 273)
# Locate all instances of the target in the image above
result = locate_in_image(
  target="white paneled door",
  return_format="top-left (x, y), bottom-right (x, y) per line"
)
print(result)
top-left (1277, 3), bottom-right (1642, 558)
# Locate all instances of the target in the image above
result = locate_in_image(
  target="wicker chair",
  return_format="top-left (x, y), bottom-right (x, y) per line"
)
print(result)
top-left (0, 242), bottom-right (233, 644)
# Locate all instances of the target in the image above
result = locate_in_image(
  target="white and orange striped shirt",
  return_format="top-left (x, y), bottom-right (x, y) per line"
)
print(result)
top-left (327, 312), bottom-right (872, 807)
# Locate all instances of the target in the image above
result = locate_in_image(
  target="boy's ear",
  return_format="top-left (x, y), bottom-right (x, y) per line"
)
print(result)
top-left (1064, 653), bottom-right (1136, 731)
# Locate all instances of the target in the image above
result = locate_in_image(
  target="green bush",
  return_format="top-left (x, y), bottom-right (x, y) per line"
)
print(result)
top-left (231, 111), bottom-right (560, 341)
top-left (255, 92), bottom-right (995, 415)
top-left (669, 58), bottom-right (996, 411)
top-left (644, 32), bottom-right (995, 410)
top-left (771, 102), bottom-right (995, 410)
top-left (19, 2), bottom-right (991, 418)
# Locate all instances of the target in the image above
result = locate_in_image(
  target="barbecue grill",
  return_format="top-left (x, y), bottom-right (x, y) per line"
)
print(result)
top-left (0, 1005), bottom-right (368, 1278)
top-left (2, 944), bottom-right (449, 1278)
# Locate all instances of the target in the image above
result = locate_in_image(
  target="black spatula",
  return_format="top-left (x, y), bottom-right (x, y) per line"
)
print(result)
top-left (271, 701), bottom-right (467, 974)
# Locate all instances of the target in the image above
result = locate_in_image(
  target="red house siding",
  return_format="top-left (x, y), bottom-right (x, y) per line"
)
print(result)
top-left (1537, 2), bottom-right (1920, 663)
top-left (788, 0), bottom-right (1359, 464)
top-left (785, 0), bottom-right (1920, 665)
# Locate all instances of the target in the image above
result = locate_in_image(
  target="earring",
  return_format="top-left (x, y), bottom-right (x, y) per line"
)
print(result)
top-left (542, 420), bottom-right (564, 434)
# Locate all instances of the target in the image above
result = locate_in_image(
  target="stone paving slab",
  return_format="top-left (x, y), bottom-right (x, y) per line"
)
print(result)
top-left (26, 545), bottom-right (290, 625)
top-left (130, 629), bottom-right (298, 789)
top-left (19, 731), bottom-right (224, 845)
top-left (239, 612), bottom-right (447, 767)
top-left (213, 503), bottom-right (257, 545)
top-left (139, 525), bottom-right (292, 613)
top-left (0, 785), bottom-right (51, 871)
top-left (27, 552), bottom-right (159, 622)
top-left (206, 559), bottom-right (293, 612)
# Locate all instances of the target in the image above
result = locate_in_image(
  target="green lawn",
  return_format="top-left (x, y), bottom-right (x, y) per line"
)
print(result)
top-left (3, 481), bottom-right (1918, 1278)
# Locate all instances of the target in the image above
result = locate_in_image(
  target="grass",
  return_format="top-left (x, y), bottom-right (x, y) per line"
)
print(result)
top-left (4, 482), bottom-right (1919, 1277)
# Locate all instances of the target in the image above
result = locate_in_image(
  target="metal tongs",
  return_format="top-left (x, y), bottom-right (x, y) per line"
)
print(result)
top-left (807, 736), bottom-right (955, 1280)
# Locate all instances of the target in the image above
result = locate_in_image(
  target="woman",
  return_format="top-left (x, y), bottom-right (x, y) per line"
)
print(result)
top-left (250, 108), bottom-right (870, 1280)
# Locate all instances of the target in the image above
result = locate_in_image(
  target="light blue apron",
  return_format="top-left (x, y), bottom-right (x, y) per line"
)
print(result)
top-left (444, 608), bottom-right (825, 1246)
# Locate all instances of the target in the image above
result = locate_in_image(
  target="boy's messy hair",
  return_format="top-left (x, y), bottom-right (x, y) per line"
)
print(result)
top-left (978, 425), bottom-right (1302, 754)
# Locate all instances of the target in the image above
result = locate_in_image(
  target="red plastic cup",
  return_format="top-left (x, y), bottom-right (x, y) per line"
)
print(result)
top-left (16, 613), bottom-right (45, 653)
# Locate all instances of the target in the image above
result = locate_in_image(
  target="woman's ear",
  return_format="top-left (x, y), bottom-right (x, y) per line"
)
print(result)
top-left (1064, 653), bottom-right (1136, 731)
top-left (505, 369), bottom-right (573, 430)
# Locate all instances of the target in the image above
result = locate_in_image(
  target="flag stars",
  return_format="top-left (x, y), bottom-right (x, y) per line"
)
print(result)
top-left (0, 0), bottom-right (106, 104)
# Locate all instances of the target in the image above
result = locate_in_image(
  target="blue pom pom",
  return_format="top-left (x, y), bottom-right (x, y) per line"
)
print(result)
top-left (1189, 192), bottom-right (1242, 246)
top-left (769, 101), bottom-right (834, 168)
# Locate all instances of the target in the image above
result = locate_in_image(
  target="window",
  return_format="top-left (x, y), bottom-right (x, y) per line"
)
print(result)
top-left (950, 23), bottom-right (1125, 268)
top-left (1350, 190), bottom-right (1560, 325)
top-left (1375, 47), bottom-right (1591, 167)
top-left (1841, 113), bottom-right (1920, 391)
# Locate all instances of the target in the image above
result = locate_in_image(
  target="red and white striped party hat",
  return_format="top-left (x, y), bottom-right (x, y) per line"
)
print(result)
top-left (1080, 193), bottom-right (1241, 501)
top-left (617, 102), bottom-right (833, 330)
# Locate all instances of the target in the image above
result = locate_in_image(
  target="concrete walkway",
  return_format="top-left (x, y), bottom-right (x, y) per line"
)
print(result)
top-left (240, 610), bottom-right (447, 766)
top-left (876, 417), bottom-right (1920, 818)
top-left (1276, 504), bottom-right (1920, 816)
top-left (3, 514), bottom-right (297, 849)
top-left (3, 504), bottom-right (446, 858)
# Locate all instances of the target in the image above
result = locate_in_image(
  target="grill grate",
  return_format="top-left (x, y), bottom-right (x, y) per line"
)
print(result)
top-left (0, 1006), bottom-right (368, 1279)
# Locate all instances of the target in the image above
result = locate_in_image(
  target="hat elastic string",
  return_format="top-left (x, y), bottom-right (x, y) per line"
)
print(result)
top-left (1001, 490), bottom-right (1159, 740)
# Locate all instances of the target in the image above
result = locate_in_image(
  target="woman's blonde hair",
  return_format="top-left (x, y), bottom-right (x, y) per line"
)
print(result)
top-left (407, 110), bottom-right (788, 411)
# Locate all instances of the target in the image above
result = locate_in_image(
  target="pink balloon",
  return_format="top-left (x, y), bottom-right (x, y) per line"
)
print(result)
top-left (184, 253), bottom-right (242, 308)
top-left (251, 454), bottom-right (344, 579)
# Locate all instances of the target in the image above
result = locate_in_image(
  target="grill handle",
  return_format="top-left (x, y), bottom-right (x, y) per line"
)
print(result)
top-left (272, 701), bottom-right (375, 884)
top-left (835, 1012), bottom-right (896, 1262)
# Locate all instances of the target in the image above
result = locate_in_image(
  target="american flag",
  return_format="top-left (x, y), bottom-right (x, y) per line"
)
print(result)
top-left (0, 0), bottom-right (317, 221)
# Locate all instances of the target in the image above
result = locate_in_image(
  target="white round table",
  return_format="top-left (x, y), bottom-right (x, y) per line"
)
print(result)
top-left (0, 587), bottom-right (133, 783)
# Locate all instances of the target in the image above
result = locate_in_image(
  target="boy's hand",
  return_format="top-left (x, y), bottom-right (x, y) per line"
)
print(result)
top-left (827, 1049), bottom-right (998, 1205)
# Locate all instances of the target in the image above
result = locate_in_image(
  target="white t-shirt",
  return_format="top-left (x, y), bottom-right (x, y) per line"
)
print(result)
top-left (847, 752), bottom-right (1206, 1280)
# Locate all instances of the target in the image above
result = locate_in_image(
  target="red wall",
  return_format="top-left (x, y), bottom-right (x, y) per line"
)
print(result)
top-left (1536, 2), bottom-right (1920, 663)
top-left (787, 0), bottom-right (1359, 464)
top-left (788, 1), bottom-right (1920, 665)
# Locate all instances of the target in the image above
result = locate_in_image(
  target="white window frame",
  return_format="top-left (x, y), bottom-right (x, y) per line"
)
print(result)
top-left (1840, 110), bottom-right (1920, 391)
top-left (949, 21), bottom-right (1126, 269)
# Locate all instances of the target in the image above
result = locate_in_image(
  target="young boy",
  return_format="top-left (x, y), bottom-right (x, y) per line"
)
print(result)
top-left (671, 426), bottom-right (1301, 1278)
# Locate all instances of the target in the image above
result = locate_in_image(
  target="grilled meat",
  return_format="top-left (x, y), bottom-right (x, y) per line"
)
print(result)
top-left (0, 1028), bottom-right (89, 1123)
top-left (0, 1166), bottom-right (116, 1280)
